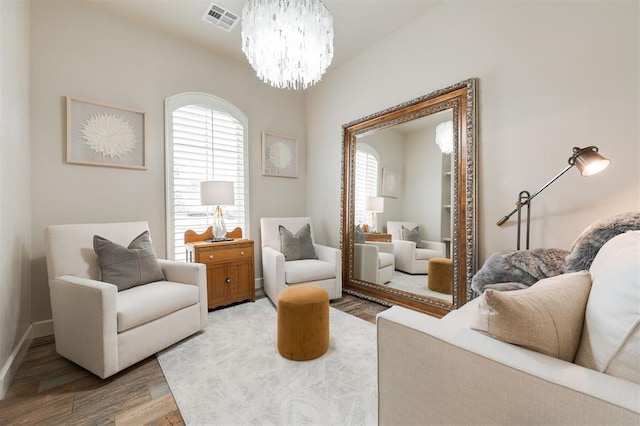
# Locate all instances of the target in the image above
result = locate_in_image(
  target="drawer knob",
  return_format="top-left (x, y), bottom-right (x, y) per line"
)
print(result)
top-left (225, 278), bottom-right (231, 284)
top-left (240, 251), bottom-right (245, 256)
top-left (209, 255), bottom-right (214, 260)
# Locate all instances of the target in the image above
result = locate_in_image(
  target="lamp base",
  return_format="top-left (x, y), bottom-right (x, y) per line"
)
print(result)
top-left (205, 237), bottom-right (234, 243)
top-left (212, 205), bottom-right (227, 238)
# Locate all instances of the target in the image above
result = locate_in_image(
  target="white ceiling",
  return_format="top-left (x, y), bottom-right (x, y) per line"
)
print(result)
top-left (82, 0), bottom-right (441, 69)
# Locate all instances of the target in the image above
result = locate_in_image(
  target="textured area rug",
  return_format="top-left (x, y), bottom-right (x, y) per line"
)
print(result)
top-left (157, 298), bottom-right (377, 426)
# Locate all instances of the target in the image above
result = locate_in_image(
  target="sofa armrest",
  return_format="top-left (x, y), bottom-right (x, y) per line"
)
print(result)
top-left (377, 306), bottom-right (640, 426)
top-left (49, 275), bottom-right (118, 378)
top-left (157, 259), bottom-right (207, 329)
top-left (314, 243), bottom-right (342, 295)
top-left (367, 241), bottom-right (394, 254)
top-left (262, 246), bottom-right (285, 300)
top-left (354, 243), bottom-right (379, 283)
top-left (420, 240), bottom-right (446, 257)
top-left (393, 240), bottom-right (416, 271)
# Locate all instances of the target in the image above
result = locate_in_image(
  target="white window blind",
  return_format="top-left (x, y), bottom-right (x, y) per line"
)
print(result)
top-left (355, 145), bottom-right (379, 226)
top-left (169, 103), bottom-right (246, 261)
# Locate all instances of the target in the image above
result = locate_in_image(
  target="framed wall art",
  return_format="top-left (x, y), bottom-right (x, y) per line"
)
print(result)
top-left (66, 96), bottom-right (146, 170)
top-left (262, 131), bottom-right (298, 178)
top-left (382, 167), bottom-right (400, 198)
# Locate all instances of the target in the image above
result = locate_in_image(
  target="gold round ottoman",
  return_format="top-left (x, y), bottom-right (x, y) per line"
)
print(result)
top-left (428, 257), bottom-right (453, 294)
top-left (277, 284), bottom-right (329, 361)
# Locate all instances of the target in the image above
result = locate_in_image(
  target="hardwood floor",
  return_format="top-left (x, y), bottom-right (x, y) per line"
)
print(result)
top-left (0, 293), bottom-right (388, 425)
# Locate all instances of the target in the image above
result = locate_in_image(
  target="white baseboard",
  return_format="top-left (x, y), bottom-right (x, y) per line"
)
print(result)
top-left (0, 325), bottom-right (33, 400)
top-left (254, 277), bottom-right (263, 289)
top-left (32, 319), bottom-right (54, 339)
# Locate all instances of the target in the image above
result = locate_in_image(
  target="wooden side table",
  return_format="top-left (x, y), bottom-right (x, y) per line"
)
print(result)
top-left (364, 233), bottom-right (392, 243)
top-left (185, 238), bottom-right (255, 310)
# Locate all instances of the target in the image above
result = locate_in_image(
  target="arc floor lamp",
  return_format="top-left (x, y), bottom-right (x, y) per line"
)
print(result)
top-left (497, 146), bottom-right (610, 250)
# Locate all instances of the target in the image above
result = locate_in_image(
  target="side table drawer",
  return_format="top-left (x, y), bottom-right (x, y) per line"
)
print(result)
top-left (197, 246), bottom-right (253, 264)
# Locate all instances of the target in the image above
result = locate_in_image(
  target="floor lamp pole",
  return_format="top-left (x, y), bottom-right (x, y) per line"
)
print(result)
top-left (498, 164), bottom-right (573, 250)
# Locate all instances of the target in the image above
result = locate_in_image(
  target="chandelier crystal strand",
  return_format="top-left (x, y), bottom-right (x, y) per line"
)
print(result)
top-left (435, 120), bottom-right (454, 154)
top-left (241, 0), bottom-right (334, 90)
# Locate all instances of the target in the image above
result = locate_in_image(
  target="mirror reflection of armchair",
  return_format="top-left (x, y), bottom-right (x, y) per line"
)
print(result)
top-left (354, 242), bottom-right (395, 284)
top-left (387, 221), bottom-right (446, 274)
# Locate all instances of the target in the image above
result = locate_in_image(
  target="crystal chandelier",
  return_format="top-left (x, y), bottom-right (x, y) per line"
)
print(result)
top-left (241, 0), bottom-right (334, 90)
top-left (435, 120), bottom-right (454, 154)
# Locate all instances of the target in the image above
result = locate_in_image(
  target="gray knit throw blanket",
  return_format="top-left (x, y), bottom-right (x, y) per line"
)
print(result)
top-left (472, 212), bottom-right (640, 295)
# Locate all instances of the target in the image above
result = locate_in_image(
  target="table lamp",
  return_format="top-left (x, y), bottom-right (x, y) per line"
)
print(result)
top-left (200, 181), bottom-right (235, 241)
top-left (366, 196), bottom-right (384, 233)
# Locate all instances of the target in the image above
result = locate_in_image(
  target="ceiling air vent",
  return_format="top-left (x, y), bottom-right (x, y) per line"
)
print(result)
top-left (202, 2), bottom-right (239, 32)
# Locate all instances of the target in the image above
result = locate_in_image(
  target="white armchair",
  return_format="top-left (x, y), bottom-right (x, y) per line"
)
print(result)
top-left (386, 221), bottom-right (446, 274)
top-left (260, 217), bottom-right (342, 303)
top-left (44, 222), bottom-right (207, 379)
top-left (354, 242), bottom-right (394, 284)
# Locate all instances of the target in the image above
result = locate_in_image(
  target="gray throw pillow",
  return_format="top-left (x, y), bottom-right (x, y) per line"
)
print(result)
top-left (401, 225), bottom-right (422, 248)
top-left (279, 224), bottom-right (317, 261)
top-left (93, 230), bottom-right (166, 291)
top-left (355, 225), bottom-right (365, 244)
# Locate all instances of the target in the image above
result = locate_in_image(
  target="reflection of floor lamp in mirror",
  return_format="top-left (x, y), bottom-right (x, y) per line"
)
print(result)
top-left (366, 196), bottom-right (384, 233)
top-left (200, 181), bottom-right (235, 242)
top-left (497, 146), bottom-right (610, 250)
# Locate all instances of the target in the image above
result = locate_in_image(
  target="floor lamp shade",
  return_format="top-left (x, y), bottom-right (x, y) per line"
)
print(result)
top-left (200, 181), bottom-right (235, 239)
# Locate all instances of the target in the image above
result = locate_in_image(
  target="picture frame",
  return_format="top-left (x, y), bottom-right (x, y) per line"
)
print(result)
top-left (66, 96), bottom-right (146, 170)
top-left (261, 131), bottom-right (298, 178)
top-left (381, 167), bottom-right (400, 198)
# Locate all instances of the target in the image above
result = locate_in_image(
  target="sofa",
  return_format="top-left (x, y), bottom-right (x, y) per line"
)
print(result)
top-left (45, 222), bottom-right (207, 379)
top-left (386, 221), bottom-right (446, 274)
top-left (354, 241), bottom-right (394, 284)
top-left (377, 230), bottom-right (640, 425)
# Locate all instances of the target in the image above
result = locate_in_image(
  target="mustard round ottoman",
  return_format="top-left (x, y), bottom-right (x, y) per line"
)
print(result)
top-left (277, 284), bottom-right (329, 361)
top-left (428, 257), bottom-right (453, 294)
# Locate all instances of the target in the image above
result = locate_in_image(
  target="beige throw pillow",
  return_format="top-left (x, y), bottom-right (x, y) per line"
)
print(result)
top-left (472, 271), bottom-right (592, 362)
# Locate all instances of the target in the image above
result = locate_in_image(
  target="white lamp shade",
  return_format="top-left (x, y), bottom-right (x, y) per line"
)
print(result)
top-left (200, 181), bottom-right (235, 206)
top-left (366, 196), bottom-right (384, 213)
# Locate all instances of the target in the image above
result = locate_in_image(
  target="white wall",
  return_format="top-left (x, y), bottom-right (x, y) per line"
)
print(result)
top-left (404, 126), bottom-right (442, 241)
top-left (0, 0), bottom-right (31, 397)
top-left (30, 1), bottom-right (306, 323)
top-left (305, 0), bottom-right (640, 263)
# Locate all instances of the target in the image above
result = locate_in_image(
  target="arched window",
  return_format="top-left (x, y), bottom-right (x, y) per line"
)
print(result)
top-left (355, 143), bottom-right (380, 227)
top-left (165, 93), bottom-right (249, 261)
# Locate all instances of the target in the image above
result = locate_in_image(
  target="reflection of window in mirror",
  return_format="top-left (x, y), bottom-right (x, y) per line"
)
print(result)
top-left (355, 143), bottom-right (379, 229)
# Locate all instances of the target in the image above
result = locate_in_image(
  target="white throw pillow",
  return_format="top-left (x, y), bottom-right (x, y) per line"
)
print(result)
top-left (574, 230), bottom-right (640, 384)
top-left (472, 271), bottom-right (592, 362)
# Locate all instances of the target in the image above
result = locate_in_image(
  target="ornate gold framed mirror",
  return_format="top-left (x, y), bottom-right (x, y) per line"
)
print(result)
top-left (341, 78), bottom-right (478, 317)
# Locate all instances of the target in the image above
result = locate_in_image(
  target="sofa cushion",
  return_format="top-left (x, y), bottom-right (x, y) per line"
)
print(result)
top-left (93, 230), bottom-right (166, 291)
top-left (355, 225), bottom-right (365, 244)
top-left (279, 224), bottom-right (317, 261)
top-left (378, 252), bottom-right (394, 269)
top-left (401, 225), bottom-right (423, 248)
top-left (117, 281), bottom-right (199, 332)
top-left (574, 230), bottom-right (640, 384)
top-left (471, 271), bottom-right (592, 362)
top-left (284, 259), bottom-right (335, 284)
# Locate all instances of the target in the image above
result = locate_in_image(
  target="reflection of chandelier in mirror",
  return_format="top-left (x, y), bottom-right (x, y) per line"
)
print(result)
top-left (241, 0), bottom-right (334, 90)
top-left (435, 120), bottom-right (453, 154)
